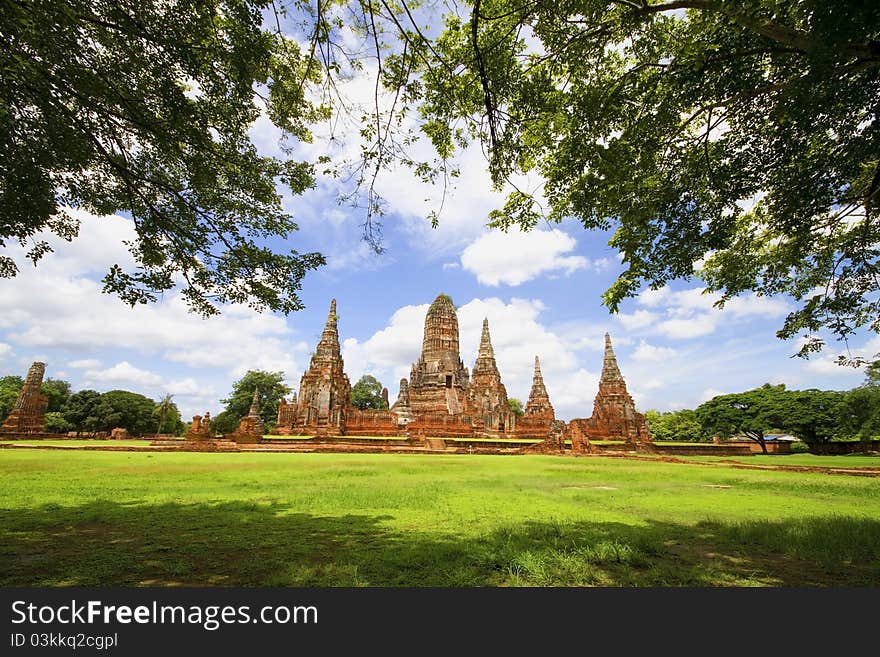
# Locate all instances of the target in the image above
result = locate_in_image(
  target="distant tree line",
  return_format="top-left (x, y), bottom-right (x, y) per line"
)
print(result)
top-left (647, 369), bottom-right (880, 453)
top-left (0, 376), bottom-right (185, 436)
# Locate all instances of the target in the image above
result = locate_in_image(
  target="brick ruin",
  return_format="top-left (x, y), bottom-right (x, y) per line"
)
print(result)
top-left (227, 388), bottom-right (266, 443)
top-left (516, 356), bottom-right (555, 439)
top-left (572, 333), bottom-right (652, 446)
top-left (0, 362), bottom-right (48, 434)
top-left (271, 294), bottom-right (651, 447)
top-left (185, 411), bottom-right (213, 441)
top-left (467, 319), bottom-right (516, 435)
top-left (275, 299), bottom-right (351, 436)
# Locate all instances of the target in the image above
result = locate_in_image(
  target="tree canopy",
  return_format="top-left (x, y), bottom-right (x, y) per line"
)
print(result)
top-left (507, 397), bottom-right (524, 417)
top-left (351, 375), bottom-right (388, 410)
top-left (2, 0), bottom-right (326, 316)
top-left (5, 0), bottom-right (879, 366)
top-left (392, 0), bottom-right (880, 362)
top-left (60, 389), bottom-right (103, 434)
top-left (90, 389), bottom-right (158, 435)
top-left (696, 383), bottom-right (851, 449)
top-left (0, 375), bottom-right (23, 421)
top-left (645, 408), bottom-right (705, 442)
top-left (220, 370), bottom-right (291, 428)
top-left (695, 384), bottom-right (785, 452)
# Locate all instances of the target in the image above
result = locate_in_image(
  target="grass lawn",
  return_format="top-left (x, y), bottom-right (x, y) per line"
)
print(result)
top-left (658, 454), bottom-right (880, 468)
top-left (1, 449), bottom-right (878, 587)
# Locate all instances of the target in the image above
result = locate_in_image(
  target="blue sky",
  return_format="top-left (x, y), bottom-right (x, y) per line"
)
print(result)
top-left (1, 18), bottom-right (876, 422)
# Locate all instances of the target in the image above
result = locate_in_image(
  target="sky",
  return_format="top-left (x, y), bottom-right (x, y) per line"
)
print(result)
top-left (1, 16), bottom-right (876, 423)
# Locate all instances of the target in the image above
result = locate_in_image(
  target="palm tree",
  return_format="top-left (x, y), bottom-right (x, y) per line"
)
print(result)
top-left (155, 393), bottom-right (174, 435)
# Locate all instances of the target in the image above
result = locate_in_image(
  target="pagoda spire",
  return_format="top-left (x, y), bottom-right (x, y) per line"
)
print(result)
top-left (600, 333), bottom-right (624, 382)
top-left (478, 318), bottom-right (495, 360)
top-left (248, 386), bottom-right (261, 417)
top-left (524, 355), bottom-right (554, 418)
top-left (312, 298), bottom-right (342, 362)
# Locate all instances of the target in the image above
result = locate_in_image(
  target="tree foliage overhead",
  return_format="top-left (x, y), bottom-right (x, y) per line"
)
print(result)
top-left (396, 0), bottom-right (880, 361)
top-left (5, 0), bottom-right (879, 360)
top-left (1, 0), bottom-right (327, 316)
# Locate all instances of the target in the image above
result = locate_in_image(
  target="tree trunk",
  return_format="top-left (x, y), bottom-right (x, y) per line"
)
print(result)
top-left (746, 431), bottom-right (768, 454)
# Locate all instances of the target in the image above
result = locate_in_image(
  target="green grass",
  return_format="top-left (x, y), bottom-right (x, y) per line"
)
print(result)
top-left (1, 450), bottom-right (879, 587)
top-left (657, 454), bottom-right (880, 468)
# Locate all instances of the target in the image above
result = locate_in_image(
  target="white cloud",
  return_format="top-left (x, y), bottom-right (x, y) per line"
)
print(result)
top-left (460, 228), bottom-right (588, 286)
top-left (591, 257), bottom-right (613, 273)
top-left (0, 343), bottom-right (11, 359)
top-left (700, 387), bottom-right (726, 402)
top-left (631, 340), bottom-right (677, 362)
top-left (621, 285), bottom-right (791, 341)
top-left (165, 378), bottom-right (204, 396)
top-left (723, 294), bottom-right (791, 318)
top-left (83, 361), bottom-right (163, 387)
top-left (0, 210), bottom-right (309, 418)
top-left (657, 317), bottom-right (717, 339)
top-left (68, 359), bottom-right (102, 369)
top-left (342, 303), bottom-right (428, 387)
top-left (617, 310), bottom-right (659, 330)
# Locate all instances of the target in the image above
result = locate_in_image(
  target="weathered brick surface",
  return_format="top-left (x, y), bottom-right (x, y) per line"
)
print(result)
top-left (0, 362), bottom-right (48, 435)
top-left (516, 357), bottom-right (554, 439)
top-left (185, 412), bottom-right (213, 441)
top-left (467, 319), bottom-right (516, 435)
top-left (408, 294), bottom-right (471, 415)
top-left (571, 334), bottom-right (652, 446)
top-left (228, 388), bottom-right (266, 443)
top-left (275, 299), bottom-right (351, 436)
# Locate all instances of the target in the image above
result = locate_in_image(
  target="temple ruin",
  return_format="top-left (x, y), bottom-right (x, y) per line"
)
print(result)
top-left (0, 362), bottom-right (49, 435)
top-left (570, 333), bottom-right (652, 447)
top-left (274, 294), bottom-right (652, 447)
top-left (276, 299), bottom-right (351, 436)
top-left (227, 387), bottom-right (266, 443)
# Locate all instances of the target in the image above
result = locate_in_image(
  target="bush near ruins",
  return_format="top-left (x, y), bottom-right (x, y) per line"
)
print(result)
top-left (645, 409), bottom-right (706, 442)
top-left (351, 375), bottom-right (388, 410)
top-left (219, 370), bottom-right (291, 433)
top-left (507, 398), bottom-right (524, 418)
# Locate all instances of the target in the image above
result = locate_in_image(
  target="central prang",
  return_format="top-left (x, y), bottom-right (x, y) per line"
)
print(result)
top-left (408, 294), bottom-right (471, 415)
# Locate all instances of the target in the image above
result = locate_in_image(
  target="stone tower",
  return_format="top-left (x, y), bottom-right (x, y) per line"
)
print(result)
top-left (290, 298), bottom-right (351, 434)
top-left (227, 386), bottom-right (266, 443)
top-left (390, 378), bottom-right (414, 426)
top-left (408, 294), bottom-right (470, 415)
top-left (0, 362), bottom-right (48, 434)
top-left (587, 333), bottom-right (651, 443)
top-left (247, 387), bottom-right (265, 434)
top-left (524, 356), bottom-right (554, 420)
top-left (467, 318), bottom-right (514, 432)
